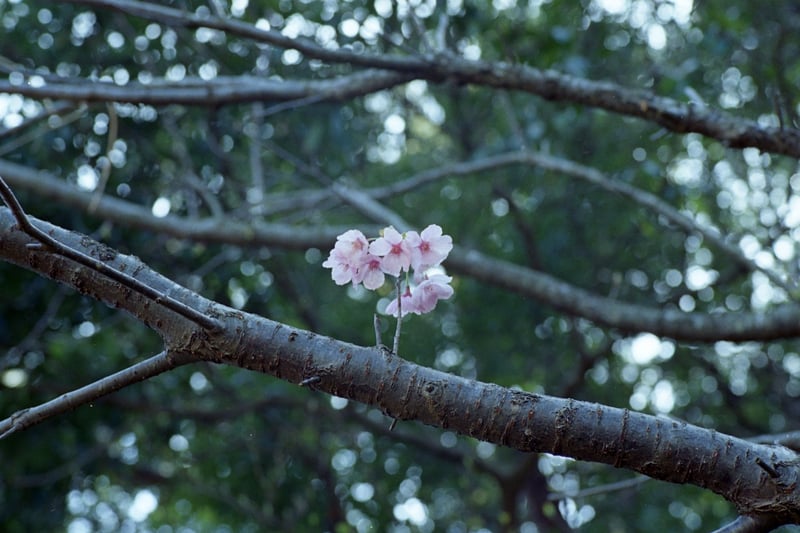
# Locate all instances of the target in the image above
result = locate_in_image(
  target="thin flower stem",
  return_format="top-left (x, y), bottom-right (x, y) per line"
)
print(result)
top-left (374, 313), bottom-right (382, 346)
top-left (393, 277), bottom-right (403, 354)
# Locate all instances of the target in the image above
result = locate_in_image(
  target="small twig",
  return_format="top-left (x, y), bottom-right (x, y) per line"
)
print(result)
top-left (299, 376), bottom-right (321, 387)
top-left (405, 6), bottom-right (434, 53)
top-left (332, 182), bottom-right (409, 230)
top-left (710, 514), bottom-right (782, 533)
top-left (548, 474), bottom-right (650, 501)
top-left (389, 281), bottom-right (403, 431)
top-left (1, 285), bottom-right (69, 371)
top-left (749, 430), bottom-right (800, 451)
top-left (434, 14), bottom-right (449, 52)
top-left (88, 102), bottom-right (118, 213)
top-left (754, 457), bottom-right (780, 479)
top-left (0, 176), bottom-right (222, 332)
top-left (374, 313), bottom-right (382, 346)
top-left (260, 94), bottom-right (329, 118)
top-left (393, 277), bottom-right (403, 354)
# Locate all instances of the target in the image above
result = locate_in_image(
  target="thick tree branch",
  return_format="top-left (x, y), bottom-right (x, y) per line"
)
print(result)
top-left (7, 68), bottom-right (797, 159)
top-left (0, 176), bottom-right (222, 331)
top-left (2, 162), bottom-right (800, 341)
top-left (2, 211), bottom-right (800, 526)
top-left (0, 206), bottom-right (226, 345)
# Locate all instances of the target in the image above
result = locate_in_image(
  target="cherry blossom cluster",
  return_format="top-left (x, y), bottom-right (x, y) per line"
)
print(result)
top-left (322, 224), bottom-right (454, 317)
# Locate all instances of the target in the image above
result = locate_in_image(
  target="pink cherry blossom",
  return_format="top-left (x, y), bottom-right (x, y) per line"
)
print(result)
top-left (411, 274), bottom-right (453, 314)
top-left (385, 284), bottom-right (414, 318)
top-left (369, 226), bottom-right (412, 276)
top-left (359, 254), bottom-right (386, 290)
top-left (406, 224), bottom-right (453, 271)
top-left (324, 226), bottom-right (454, 316)
top-left (322, 229), bottom-right (369, 286)
top-left (385, 274), bottom-right (453, 317)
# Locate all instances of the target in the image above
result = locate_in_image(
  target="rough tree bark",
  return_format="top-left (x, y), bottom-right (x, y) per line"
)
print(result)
top-left (2, 198), bottom-right (800, 530)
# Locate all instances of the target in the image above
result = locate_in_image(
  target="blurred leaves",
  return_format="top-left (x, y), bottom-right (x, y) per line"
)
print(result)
top-left (2, 0), bottom-right (800, 531)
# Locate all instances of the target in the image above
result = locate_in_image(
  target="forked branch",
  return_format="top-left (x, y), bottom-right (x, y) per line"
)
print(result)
top-left (0, 176), bottom-right (222, 331)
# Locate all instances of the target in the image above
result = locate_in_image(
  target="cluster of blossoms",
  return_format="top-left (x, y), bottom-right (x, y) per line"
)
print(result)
top-left (322, 224), bottom-right (454, 317)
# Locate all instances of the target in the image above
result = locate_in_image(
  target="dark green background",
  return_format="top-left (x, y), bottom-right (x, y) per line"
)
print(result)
top-left (1, 1), bottom-right (799, 531)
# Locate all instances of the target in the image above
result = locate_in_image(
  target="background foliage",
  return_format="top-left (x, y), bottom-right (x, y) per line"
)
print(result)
top-left (1, 0), bottom-right (800, 531)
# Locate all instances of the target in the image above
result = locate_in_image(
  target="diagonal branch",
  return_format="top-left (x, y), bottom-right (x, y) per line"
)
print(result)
top-left (0, 350), bottom-right (195, 439)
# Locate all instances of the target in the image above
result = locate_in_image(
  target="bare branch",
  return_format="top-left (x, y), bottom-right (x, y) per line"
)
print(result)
top-left (332, 182), bottom-right (411, 230)
top-left (0, 350), bottom-right (194, 439)
top-left (448, 246), bottom-right (800, 341)
top-left (432, 56), bottom-right (800, 159)
top-left (369, 153), bottom-right (535, 197)
top-left (0, 206), bottom-right (230, 342)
